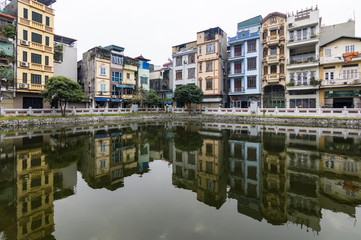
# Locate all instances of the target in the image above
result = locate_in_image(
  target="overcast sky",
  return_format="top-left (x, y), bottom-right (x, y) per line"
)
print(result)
top-left (52, 0), bottom-right (361, 65)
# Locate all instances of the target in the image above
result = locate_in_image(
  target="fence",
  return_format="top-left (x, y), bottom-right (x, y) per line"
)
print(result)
top-left (1, 106), bottom-right (361, 118)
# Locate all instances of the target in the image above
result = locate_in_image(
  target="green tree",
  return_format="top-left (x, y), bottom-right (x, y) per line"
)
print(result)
top-left (41, 76), bottom-right (86, 116)
top-left (173, 84), bottom-right (203, 113)
top-left (132, 86), bottom-right (146, 108)
top-left (0, 24), bottom-right (16, 39)
top-left (146, 89), bottom-right (159, 107)
top-left (0, 66), bottom-right (14, 89)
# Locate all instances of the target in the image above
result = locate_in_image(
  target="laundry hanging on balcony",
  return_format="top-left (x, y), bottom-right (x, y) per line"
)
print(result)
top-left (342, 52), bottom-right (359, 63)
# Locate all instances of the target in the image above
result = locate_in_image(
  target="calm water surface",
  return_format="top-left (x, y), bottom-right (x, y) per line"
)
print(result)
top-left (1, 122), bottom-right (361, 240)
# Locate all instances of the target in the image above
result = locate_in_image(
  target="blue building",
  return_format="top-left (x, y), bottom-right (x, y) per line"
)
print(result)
top-left (228, 16), bottom-right (262, 108)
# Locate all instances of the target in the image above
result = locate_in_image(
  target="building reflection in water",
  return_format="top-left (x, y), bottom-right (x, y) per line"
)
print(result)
top-left (1, 122), bottom-right (361, 238)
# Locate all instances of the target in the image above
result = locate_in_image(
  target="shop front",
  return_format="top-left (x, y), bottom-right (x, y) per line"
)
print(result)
top-left (230, 95), bottom-right (261, 108)
top-left (95, 98), bottom-right (110, 108)
top-left (321, 89), bottom-right (361, 108)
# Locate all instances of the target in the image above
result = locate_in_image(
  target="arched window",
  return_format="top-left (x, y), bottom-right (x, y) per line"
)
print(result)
top-left (264, 66), bottom-right (268, 75)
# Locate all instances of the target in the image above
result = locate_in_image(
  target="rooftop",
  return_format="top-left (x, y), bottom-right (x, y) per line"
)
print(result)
top-left (238, 15), bottom-right (262, 30)
top-left (320, 36), bottom-right (361, 47)
top-left (104, 45), bottom-right (125, 53)
top-left (54, 34), bottom-right (77, 45)
top-left (135, 55), bottom-right (151, 62)
top-left (0, 11), bottom-right (15, 21)
top-left (35, 0), bottom-right (57, 6)
top-left (261, 12), bottom-right (287, 24)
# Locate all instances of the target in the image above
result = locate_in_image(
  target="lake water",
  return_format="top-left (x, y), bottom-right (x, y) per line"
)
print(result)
top-left (1, 122), bottom-right (361, 240)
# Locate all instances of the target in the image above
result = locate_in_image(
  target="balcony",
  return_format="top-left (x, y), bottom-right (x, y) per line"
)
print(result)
top-left (322, 75), bottom-right (360, 87)
top-left (287, 33), bottom-right (318, 47)
top-left (228, 87), bottom-right (245, 95)
top-left (122, 95), bottom-right (133, 100)
top-left (264, 35), bottom-right (285, 45)
top-left (320, 53), bottom-right (361, 65)
top-left (123, 78), bottom-right (136, 85)
top-left (228, 69), bottom-right (245, 78)
top-left (267, 54), bottom-right (280, 63)
top-left (287, 54), bottom-right (318, 69)
top-left (17, 82), bottom-right (45, 91)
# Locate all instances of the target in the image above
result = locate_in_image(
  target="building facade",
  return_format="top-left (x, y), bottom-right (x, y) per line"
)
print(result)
top-left (53, 34), bottom-right (77, 82)
top-left (197, 27), bottom-right (228, 108)
top-left (261, 12), bottom-right (287, 108)
top-left (78, 47), bottom-right (111, 108)
top-left (149, 61), bottom-right (173, 105)
top-left (172, 41), bottom-right (197, 107)
top-left (286, 7), bottom-right (320, 108)
top-left (319, 37), bottom-right (361, 108)
top-left (0, 11), bottom-right (16, 109)
top-left (6, 0), bottom-right (55, 109)
top-left (104, 45), bottom-right (124, 108)
top-left (228, 16), bottom-right (262, 108)
top-left (122, 56), bottom-right (138, 107)
top-left (135, 55), bottom-right (150, 91)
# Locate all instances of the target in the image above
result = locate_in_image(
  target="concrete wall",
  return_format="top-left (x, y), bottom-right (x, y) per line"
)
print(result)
top-left (320, 21), bottom-right (355, 46)
top-left (54, 45), bottom-right (77, 82)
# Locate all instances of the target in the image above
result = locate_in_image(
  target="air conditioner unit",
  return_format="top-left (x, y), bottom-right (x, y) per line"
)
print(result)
top-left (20, 40), bottom-right (29, 46)
top-left (20, 62), bottom-right (29, 67)
top-left (19, 83), bottom-right (28, 89)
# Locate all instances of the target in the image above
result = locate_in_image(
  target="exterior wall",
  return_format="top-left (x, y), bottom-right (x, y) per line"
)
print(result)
top-left (261, 13), bottom-right (287, 108)
top-left (197, 28), bottom-right (228, 108)
top-left (15, 0), bottom-right (54, 93)
top-left (138, 61), bottom-right (150, 91)
top-left (172, 49), bottom-right (197, 88)
top-left (95, 58), bottom-right (111, 98)
top-left (319, 21), bottom-right (355, 46)
top-left (228, 16), bottom-right (262, 108)
top-left (285, 8), bottom-right (320, 108)
top-left (319, 38), bottom-right (361, 108)
top-left (53, 44), bottom-right (77, 81)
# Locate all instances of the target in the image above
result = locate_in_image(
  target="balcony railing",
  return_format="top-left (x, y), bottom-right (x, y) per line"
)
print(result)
top-left (323, 75), bottom-right (360, 86)
top-left (288, 33), bottom-right (318, 43)
top-left (289, 54), bottom-right (317, 65)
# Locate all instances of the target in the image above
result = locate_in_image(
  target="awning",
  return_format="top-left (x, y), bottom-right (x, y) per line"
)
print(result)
top-left (116, 84), bottom-right (134, 89)
top-left (164, 101), bottom-right (172, 104)
top-left (111, 99), bottom-right (122, 102)
top-left (95, 98), bottom-right (110, 102)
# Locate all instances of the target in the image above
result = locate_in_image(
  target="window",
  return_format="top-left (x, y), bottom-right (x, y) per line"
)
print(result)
top-left (234, 78), bottom-right (242, 92)
top-left (31, 74), bottom-right (41, 84)
top-left (112, 71), bottom-right (122, 82)
top-left (324, 72), bottom-right (334, 81)
top-left (270, 65), bottom-right (277, 74)
top-left (23, 30), bottom-right (28, 40)
top-left (311, 26), bottom-right (316, 36)
top-left (100, 160), bottom-right (106, 169)
top-left (270, 46), bottom-right (277, 55)
top-left (290, 72), bottom-right (295, 81)
top-left (31, 32), bottom-right (42, 44)
top-left (176, 70), bottom-right (182, 80)
top-left (247, 40), bottom-right (256, 52)
top-left (302, 28), bottom-right (307, 39)
top-left (206, 79), bottom-right (212, 90)
top-left (23, 73), bottom-right (27, 83)
top-left (198, 46), bottom-right (202, 55)
top-left (31, 53), bottom-right (42, 64)
top-left (112, 55), bottom-right (123, 65)
top-left (247, 57), bottom-right (256, 70)
top-left (100, 83), bottom-right (106, 92)
top-left (234, 61), bottom-right (242, 74)
top-left (206, 43), bottom-right (215, 54)
top-left (325, 48), bottom-right (331, 57)
top-left (263, 66), bottom-right (268, 75)
top-left (234, 45), bottom-right (242, 56)
top-left (45, 36), bottom-right (49, 46)
top-left (176, 56), bottom-right (182, 66)
top-left (297, 29), bottom-right (302, 40)
top-left (46, 16), bottom-right (50, 26)
top-left (345, 45), bottom-right (355, 53)
top-left (32, 11), bottom-right (42, 24)
top-left (206, 61), bottom-right (213, 71)
top-left (23, 51), bottom-right (27, 62)
top-left (199, 63), bottom-right (202, 72)
top-left (343, 69), bottom-right (358, 80)
top-left (141, 77), bottom-right (148, 84)
top-left (188, 68), bottom-right (195, 79)
top-left (100, 67), bottom-right (106, 75)
top-left (127, 73), bottom-right (130, 79)
top-left (247, 76), bottom-right (256, 88)
top-left (45, 56), bottom-right (49, 66)
top-left (45, 76), bottom-right (49, 84)
top-left (23, 8), bottom-right (28, 19)
top-left (199, 80), bottom-right (202, 90)
top-left (289, 31), bottom-right (294, 40)
top-left (188, 54), bottom-right (195, 64)
top-left (206, 144), bottom-right (213, 156)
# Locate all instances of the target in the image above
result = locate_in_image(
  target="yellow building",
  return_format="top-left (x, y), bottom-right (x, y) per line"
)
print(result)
top-left (122, 56), bottom-right (139, 107)
top-left (6, 0), bottom-right (55, 109)
top-left (15, 147), bottom-right (54, 240)
top-left (319, 36), bottom-right (361, 108)
top-left (261, 12), bottom-right (287, 108)
top-left (78, 47), bottom-right (111, 108)
top-left (197, 137), bottom-right (227, 208)
top-left (197, 27), bottom-right (228, 108)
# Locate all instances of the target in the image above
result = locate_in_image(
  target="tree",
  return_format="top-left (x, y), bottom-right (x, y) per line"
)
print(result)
top-left (132, 86), bottom-right (146, 108)
top-left (146, 89), bottom-right (159, 107)
top-left (41, 76), bottom-right (86, 116)
top-left (0, 24), bottom-right (16, 39)
top-left (174, 125), bottom-right (203, 152)
top-left (173, 84), bottom-right (203, 113)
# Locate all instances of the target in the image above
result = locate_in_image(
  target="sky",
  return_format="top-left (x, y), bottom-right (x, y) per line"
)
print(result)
top-left (51, 0), bottom-right (361, 65)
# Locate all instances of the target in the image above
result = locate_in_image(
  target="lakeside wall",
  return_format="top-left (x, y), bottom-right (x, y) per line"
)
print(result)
top-left (1, 114), bottom-right (361, 132)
